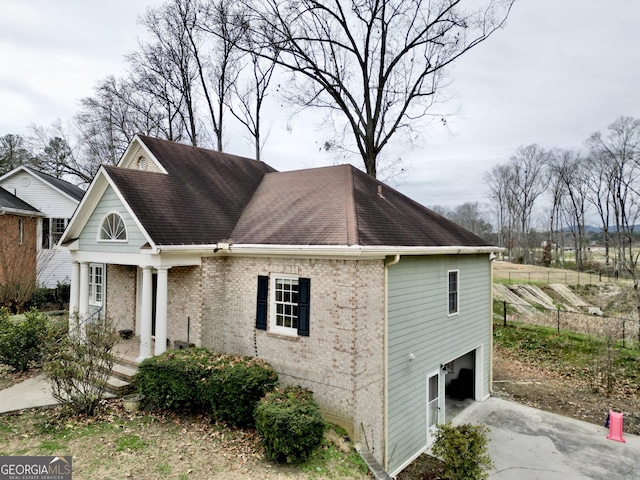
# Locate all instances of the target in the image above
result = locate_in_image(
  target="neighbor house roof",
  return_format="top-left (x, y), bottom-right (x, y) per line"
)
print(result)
top-left (0, 166), bottom-right (85, 203)
top-left (23, 167), bottom-right (85, 202)
top-left (0, 187), bottom-right (41, 216)
top-left (97, 136), bottom-right (491, 249)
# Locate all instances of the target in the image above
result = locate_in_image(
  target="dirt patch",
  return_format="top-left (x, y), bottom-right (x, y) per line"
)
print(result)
top-left (493, 345), bottom-right (640, 434)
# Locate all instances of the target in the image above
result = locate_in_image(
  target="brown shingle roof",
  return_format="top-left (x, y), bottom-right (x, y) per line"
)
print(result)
top-left (105, 136), bottom-right (275, 245)
top-left (231, 164), bottom-right (489, 247)
top-left (106, 136), bottom-right (489, 248)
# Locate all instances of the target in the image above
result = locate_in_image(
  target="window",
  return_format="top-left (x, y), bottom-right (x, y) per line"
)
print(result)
top-left (448, 270), bottom-right (459, 315)
top-left (18, 218), bottom-right (24, 245)
top-left (256, 274), bottom-right (310, 336)
top-left (99, 212), bottom-right (127, 241)
top-left (42, 218), bottom-right (68, 249)
top-left (89, 264), bottom-right (104, 306)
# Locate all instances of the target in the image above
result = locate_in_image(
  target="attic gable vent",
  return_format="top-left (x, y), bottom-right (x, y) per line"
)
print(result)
top-left (137, 156), bottom-right (147, 171)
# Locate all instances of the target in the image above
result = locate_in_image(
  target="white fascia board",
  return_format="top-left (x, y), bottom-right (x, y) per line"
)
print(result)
top-left (59, 168), bottom-right (109, 244)
top-left (221, 244), bottom-right (503, 258)
top-left (70, 250), bottom-right (202, 268)
top-left (118, 135), bottom-right (168, 173)
top-left (0, 207), bottom-right (44, 217)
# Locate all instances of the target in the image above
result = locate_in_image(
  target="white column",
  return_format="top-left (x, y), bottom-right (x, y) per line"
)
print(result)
top-left (154, 267), bottom-right (170, 356)
top-left (78, 262), bottom-right (90, 333)
top-left (138, 266), bottom-right (153, 360)
top-left (68, 260), bottom-right (80, 330)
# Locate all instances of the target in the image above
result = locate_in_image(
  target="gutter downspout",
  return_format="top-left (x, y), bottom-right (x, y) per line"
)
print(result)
top-left (383, 254), bottom-right (400, 471)
top-left (489, 252), bottom-right (496, 394)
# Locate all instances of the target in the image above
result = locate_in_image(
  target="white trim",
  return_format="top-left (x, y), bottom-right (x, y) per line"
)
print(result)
top-left (58, 167), bottom-right (156, 250)
top-left (269, 273), bottom-right (300, 337)
top-left (447, 269), bottom-right (459, 316)
top-left (426, 369), bottom-right (441, 442)
top-left (118, 135), bottom-right (168, 174)
top-left (441, 344), bottom-right (485, 402)
top-left (97, 211), bottom-right (128, 242)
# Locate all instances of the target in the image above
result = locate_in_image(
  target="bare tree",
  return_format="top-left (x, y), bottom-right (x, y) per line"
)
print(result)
top-left (586, 116), bottom-right (640, 275)
top-left (584, 152), bottom-right (613, 267)
top-left (548, 149), bottom-right (588, 269)
top-left (226, 44), bottom-right (278, 160)
top-left (586, 116), bottom-right (640, 345)
top-left (484, 162), bottom-right (515, 260)
top-left (506, 144), bottom-right (549, 263)
top-left (133, 3), bottom-right (201, 146)
top-left (241, 0), bottom-right (514, 178)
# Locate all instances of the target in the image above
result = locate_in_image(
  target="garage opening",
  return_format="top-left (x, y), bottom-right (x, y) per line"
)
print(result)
top-left (444, 350), bottom-right (476, 421)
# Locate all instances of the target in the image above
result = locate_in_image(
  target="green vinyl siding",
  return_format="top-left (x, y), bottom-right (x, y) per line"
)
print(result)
top-left (78, 186), bottom-right (147, 253)
top-left (387, 255), bottom-right (491, 475)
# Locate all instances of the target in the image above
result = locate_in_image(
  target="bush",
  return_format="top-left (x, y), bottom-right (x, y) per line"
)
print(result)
top-left (44, 318), bottom-right (119, 416)
top-left (0, 308), bottom-right (56, 371)
top-left (431, 423), bottom-right (494, 480)
top-left (255, 385), bottom-right (325, 464)
top-left (136, 348), bottom-right (278, 426)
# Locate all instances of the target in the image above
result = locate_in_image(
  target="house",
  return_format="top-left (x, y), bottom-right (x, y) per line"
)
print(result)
top-left (59, 135), bottom-right (498, 476)
top-left (0, 187), bottom-right (42, 309)
top-left (0, 166), bottom-right (84, 288)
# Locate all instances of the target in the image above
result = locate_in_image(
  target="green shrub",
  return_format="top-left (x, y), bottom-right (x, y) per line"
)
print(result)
top-left (255, 385), bottom-right (325, 464)
top-left (431, 423), bottom-right (494, 480)
top-left (135, 350), bottom-right (205, 412)
top-left (0, 308), bottom-right (52, 371)
top-left (136, 348), bottom-right (278, 426)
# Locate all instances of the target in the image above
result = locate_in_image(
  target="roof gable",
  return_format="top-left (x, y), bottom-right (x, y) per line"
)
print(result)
top-left (0, 166), bottom-right (84, 203)
top-left (104, 136), bottom-right (277, 246)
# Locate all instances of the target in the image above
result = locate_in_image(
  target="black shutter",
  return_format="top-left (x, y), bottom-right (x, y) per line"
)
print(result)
top-left (256, 275), bottom-right (268, 330)
top-left (42, 218), bottom-right (50, 249)
top-left (297, 278), bottom-right (310, 337)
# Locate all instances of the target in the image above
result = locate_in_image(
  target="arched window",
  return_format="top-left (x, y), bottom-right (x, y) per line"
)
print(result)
top-left (99, 212), bottom-right (127, 241)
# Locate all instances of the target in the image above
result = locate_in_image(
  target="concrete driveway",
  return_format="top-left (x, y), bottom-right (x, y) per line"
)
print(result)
top-left (454, 397), bottom-right (640, 479)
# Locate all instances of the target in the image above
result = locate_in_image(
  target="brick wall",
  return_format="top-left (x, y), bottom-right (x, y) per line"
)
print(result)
top-left (167, 266), bottom-right (202, 346)
top-left (0, 215), bottom-right (37, 289)
top-left (105, 264), bottom-right (136, 332)
top-left (199, 256), bottom-right (386, 462)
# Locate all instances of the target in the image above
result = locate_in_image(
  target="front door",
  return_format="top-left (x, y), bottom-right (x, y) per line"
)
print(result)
top-left (427, 372), bottom-right (440, 440)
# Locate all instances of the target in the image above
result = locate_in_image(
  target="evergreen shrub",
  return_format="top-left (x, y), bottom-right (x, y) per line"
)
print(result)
top-left (255, 385), bottom-right (325, 463)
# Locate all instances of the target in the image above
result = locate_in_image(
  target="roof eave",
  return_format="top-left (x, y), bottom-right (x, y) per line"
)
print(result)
top-left (217, 244), bottom-right (502, 258)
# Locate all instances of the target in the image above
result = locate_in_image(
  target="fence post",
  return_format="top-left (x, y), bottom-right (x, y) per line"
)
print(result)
top-left (503, 301), bottom-right (507, 327)
top-left (557, 309), bottom-right (560, 334)
top-left (622, 318), bottom-right (626, 349)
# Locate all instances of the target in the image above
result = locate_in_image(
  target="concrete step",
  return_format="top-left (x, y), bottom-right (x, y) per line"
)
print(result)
top-left (103, 358), bottom-right (139, 397)
top-left (104, 375), bottom-right (135, 397)
top-left (111, 362), bottom-right (138, 382)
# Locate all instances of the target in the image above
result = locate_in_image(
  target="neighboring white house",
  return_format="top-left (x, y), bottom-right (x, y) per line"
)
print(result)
top-left (0, 166), bottom-right (84, 288)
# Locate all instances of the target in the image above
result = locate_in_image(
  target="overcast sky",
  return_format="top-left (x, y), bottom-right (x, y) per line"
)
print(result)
top-left (1, 0), bottom-right (639, 211)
